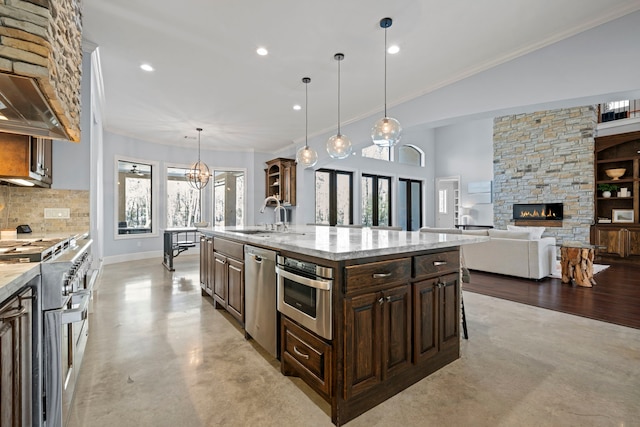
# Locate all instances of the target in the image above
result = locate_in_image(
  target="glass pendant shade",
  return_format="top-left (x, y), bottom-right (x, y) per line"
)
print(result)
top-left (327, 53), bottom-right (352, 160)
top-left (296, 77), bottom-right (318, 168)
top-left (372, 17), bottom-right (402, 148)
top-left (296, 145), bottom-right (318, 167)
top-left (371, 116), bottom-right (402, 147)
top-left (326, 133), bottom-right (352, 160)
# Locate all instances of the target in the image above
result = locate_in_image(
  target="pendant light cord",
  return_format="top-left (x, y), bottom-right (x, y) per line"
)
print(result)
top-left (383, 26), bottom-right (388, 117)
top-left (305, 80), bottom-right (309, 147)
top-left (337, 57), bottom-right (341, 135)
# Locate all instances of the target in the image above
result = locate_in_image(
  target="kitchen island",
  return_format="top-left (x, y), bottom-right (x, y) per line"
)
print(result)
top-left (199, 225), bottom-right (487, 426)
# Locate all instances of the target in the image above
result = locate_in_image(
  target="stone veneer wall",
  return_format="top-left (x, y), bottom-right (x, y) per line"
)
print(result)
top-left (0, 0), bottom-right (82, 141)
top-left (493, 106), bottom-right (597, 244)
top-left (0, 186), bottom-right (89, 234)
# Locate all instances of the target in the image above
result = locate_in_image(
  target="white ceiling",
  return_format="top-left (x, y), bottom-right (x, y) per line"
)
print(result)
top-left (81, 0), bottom-right (640, 153)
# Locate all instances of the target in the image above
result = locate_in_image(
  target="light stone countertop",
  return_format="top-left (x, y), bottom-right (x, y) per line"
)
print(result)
top-left (199, 225), bottom-right (488, 261)
top-left (0, 262), bottom-right (40, 303)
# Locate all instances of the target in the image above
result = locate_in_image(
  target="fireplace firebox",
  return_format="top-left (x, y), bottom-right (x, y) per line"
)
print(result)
top-left (513, 203), bottom-right (563, 221)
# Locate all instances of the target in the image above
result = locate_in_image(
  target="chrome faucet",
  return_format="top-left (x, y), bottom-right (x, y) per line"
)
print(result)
top-left (260, 196), bottom-right (287, 226)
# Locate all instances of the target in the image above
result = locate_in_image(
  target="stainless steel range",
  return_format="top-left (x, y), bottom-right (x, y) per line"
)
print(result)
top-left (0, 234), bottom-right (96, 427)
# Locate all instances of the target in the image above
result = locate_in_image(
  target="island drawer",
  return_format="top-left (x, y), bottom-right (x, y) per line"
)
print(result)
top-left (281, 316), bottom-right (332, 400)
top-left (213, 237), bottom-right (244, 259)
top-left (414, 250), bottom-right (459, 277)
top-left (345, 258), bottom-right (411, 293)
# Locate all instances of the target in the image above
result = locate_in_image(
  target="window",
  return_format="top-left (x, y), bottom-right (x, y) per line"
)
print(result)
top-left (362, 174), bottom-right (391, 227)
top-left (315, 169), bottom-right (353, 225)
top-left (398, 145), bottom-right (424, 166)
top-left (213, 170), bottom-right (245, 227)
top-left (361, 144), bottom-right (390, 161)
top-left (116, 159), bottom-right (155, 236)
top-left (166, 166), bottom-right (202, 227)
top-left (398, 178), bottom-right (422, 231)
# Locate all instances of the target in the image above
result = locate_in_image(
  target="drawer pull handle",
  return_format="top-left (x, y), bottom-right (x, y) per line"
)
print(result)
top-left (373, 273), bottom-right (392, 279)
top-left (293, 345), bottom-right (310, 360)
top-left (433, 261), bottom-right (447, 266)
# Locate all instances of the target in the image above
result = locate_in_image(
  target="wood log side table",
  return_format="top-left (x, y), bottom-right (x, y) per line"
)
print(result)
top-left (559, 242), bottom-right (598, 287)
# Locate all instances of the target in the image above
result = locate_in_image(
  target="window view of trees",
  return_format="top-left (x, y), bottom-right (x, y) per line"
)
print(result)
top-left (362, 174), bottom-right (391, 226)
top-left (361, 144), bottom-right (390, 161)
top-left (117, 160), bottom-right (153, 234)
top-left (166, 166), bottom-right (201, 227)
top-left (315, 169), bottom-right (353, 225)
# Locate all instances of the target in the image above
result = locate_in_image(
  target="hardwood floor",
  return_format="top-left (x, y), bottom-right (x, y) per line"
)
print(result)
top-left (463, 261), bottom-right (640, 330)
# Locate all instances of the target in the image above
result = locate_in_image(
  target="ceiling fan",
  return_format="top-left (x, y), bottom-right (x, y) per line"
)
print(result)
top-left (130, 165), bottom-right (144, 176)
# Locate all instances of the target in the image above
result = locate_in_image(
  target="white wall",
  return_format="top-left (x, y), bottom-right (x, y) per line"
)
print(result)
top-left (434, 119), bottom-right (494, 225)
top-left (101, 131), bottom-right (258, 260)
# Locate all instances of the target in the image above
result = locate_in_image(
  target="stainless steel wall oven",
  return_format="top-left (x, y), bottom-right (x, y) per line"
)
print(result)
top-left (276, 255), bottom-right (333, 340)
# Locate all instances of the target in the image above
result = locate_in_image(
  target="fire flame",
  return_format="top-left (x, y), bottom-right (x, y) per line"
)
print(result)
top-left (519, 209), bottom-right (556, 218)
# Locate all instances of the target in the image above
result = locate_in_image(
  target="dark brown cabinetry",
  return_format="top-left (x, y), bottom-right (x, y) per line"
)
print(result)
top-left (265, 158), bottom-right (296, 206)
top-left (592, 131), bottom-right (640, 262)
top-left (281, 316), bottom-right (333, 400)
top-left (0, 131), bottom-right (52, 187)
top-left (212, 237), bottom-right (245, 325)
top-left (0, 286), bottom-right (34, 427)
top-left (200, 236), bottom-right (213, 296)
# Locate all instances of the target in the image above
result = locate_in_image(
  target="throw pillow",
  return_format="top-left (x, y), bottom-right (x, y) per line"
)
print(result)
top-left (461, 229), bottom-right (490, 236)
top-left (507, 225), bottom-right (545, 239)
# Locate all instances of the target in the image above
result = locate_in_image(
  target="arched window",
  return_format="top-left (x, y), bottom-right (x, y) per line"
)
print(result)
top-left (361, 144), bottom-right (390, 161)
top-left (398, 145), bottom-right (424, 166)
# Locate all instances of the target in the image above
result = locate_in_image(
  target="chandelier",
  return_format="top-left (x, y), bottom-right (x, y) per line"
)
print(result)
top-left (186, 127), bottom-right (210, 189)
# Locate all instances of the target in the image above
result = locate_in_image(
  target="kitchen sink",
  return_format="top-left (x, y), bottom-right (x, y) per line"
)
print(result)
top-left (229, 229), bottom-right (272, 235)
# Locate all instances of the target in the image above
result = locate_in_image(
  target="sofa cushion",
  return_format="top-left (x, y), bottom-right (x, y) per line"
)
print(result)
top-left (488, 229), bottom-right (531, 240)
top-left (507, 225), bottom-right (545, 239)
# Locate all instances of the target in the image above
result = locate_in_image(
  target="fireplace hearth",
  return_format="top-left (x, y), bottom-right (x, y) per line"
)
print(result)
top-left (513, 203), bottom-right (563, 221)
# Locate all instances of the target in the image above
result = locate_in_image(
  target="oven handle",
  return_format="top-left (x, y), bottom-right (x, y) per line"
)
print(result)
top-left (275, 266), bottom-right (332, 291)
top-left (61, 290), bottom-right (91, 324)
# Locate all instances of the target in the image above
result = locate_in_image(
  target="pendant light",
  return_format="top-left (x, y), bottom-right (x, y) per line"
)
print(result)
top-left (186, 127), bottom-right (210, 190)
top-left (296, 77), bottom-right (318, 168)
top-left (326, 53), bottom-right (352, 159)
top-left (371, 17), bottom-right (402, 148)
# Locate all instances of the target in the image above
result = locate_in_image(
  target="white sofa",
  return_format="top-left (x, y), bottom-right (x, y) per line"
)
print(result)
top-left (420, 227), bottom-right (556, 280)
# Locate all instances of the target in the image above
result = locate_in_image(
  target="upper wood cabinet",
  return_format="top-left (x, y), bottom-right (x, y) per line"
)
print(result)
top-left (265, 158), bottom-right (296, 206)
top-left (0, 131), bottom-right (52, 187)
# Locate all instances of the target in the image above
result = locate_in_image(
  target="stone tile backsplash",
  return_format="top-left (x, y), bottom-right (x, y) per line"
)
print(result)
top-left (0, 186), bottom-right (89, 234)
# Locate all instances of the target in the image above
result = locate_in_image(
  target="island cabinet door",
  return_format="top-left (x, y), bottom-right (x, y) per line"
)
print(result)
top-left (226, 257), bottom-right (244, 324)
top-left (412, 279), bottom-right (438, 363)
top-left (213, 253), bottom-right (228, 306)
top-left (206, 238), bottom-right (214, 295)
top-left (200, 236), bottom-right (207, 291)
top-left (625, 228), bottom-right (640, 257)
top-left (438, 273), bottom-right (460, 351)
top-left (381, 285), bottom-right (412, 380)
top-left (344, 291), bottom-right (383, 399)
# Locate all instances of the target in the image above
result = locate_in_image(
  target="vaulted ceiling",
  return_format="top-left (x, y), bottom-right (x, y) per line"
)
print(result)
top-left (82, 0), bottom-right (640, 152)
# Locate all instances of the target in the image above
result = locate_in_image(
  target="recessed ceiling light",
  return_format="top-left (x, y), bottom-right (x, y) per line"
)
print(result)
top-left (256, 47), bottom-right (268, 56)
top-left (387, 45), bottom-right (400, 54)
top-left (293, 104), bottom-right (301, 111)
top-left (140, 63), bottom-right (154, 72)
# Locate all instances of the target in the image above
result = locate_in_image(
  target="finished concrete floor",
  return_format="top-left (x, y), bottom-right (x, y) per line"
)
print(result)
top-left (68, 255), bottom-right (640, 426)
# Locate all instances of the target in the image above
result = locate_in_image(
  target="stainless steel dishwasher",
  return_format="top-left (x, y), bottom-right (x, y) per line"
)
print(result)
top-left (244, 245), bottom-right (278, 358)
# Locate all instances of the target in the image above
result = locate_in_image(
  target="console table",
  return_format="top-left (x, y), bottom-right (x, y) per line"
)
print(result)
top-left (162, 227), bottom-right (198, 271)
